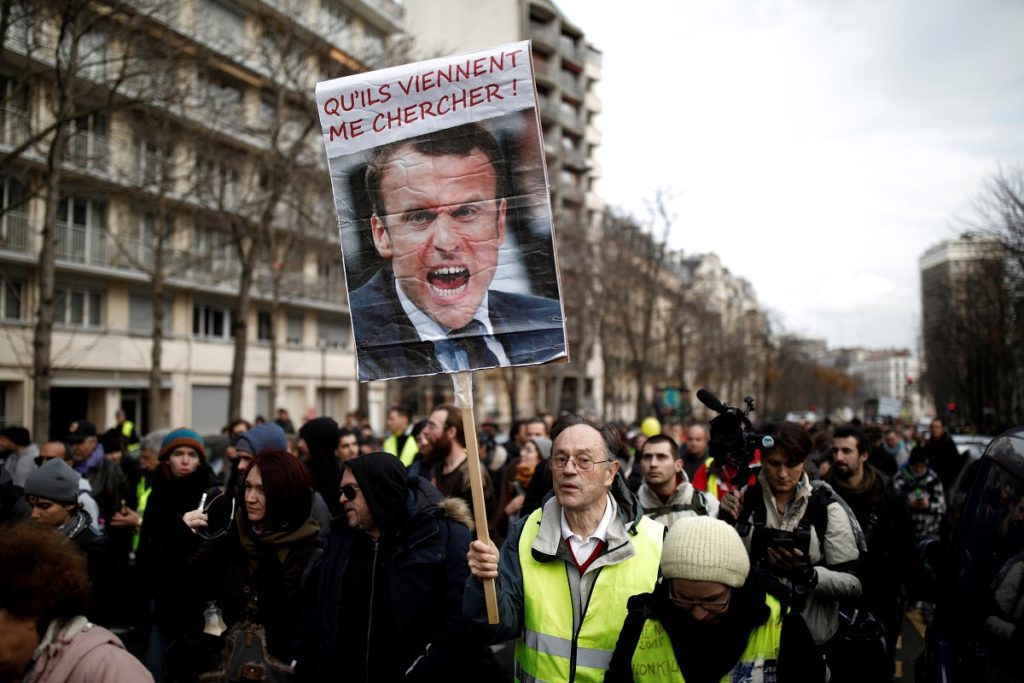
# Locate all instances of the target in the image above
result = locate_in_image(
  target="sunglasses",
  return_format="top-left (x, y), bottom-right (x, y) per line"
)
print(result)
top-left (339, 484), bottom-right (360, 501)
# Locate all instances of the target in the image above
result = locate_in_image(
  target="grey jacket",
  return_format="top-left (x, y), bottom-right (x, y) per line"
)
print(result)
top-left (636, 473), bottom-right (720, 527)
top-left (737, 472), bottom-right (862, 644)
top-left (463, 476), bottom-right (663, 643)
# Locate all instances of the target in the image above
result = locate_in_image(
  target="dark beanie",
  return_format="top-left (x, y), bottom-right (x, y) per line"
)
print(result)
top-left (0, 426), bottom-right (30, 447)
top-left (346, 452), bottom-right (410, 536)
top-left (24, 458), bottom-right (80, 504)
top-left (236, 423), bottom-right (287, 456)
top-left (159, 427), bottom-right (207, 463)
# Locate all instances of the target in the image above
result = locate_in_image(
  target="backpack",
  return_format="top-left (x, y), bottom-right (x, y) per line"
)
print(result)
top-left (198, 622), bottom-right (295, 683)
top-left (198, 547), bottom-right (322, 683)
top-left (738, 480), bottom-right (868, 561)
top-left (644, 489), bottom-right (712, 520)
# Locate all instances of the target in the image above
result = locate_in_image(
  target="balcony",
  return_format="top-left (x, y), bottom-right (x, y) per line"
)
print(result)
top-left (55, 221), bottom-right (108, 267)
top-left (560, 108), bottom-right (585, 133)
top-left (0, 210), bottom-right (30, 253)
top-left (559, 71), bottom-right (583, 99)
top-left (65, 129), bottom-right (110, 173)
top-left (530, 23), bottom-right (559, 51)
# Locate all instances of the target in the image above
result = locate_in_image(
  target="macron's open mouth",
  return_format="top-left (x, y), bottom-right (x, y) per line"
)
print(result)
top-left (427, 266), bottom-right (470, 297)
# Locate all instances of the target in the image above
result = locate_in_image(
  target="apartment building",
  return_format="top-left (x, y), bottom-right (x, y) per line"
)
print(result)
top-left (402, 0), bottom-right (606, 421)
top-left (0, 0), bottom-right (403, 438)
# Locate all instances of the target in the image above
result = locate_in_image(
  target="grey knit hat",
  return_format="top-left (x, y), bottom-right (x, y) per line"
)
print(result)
top-left (24, 458), bottom-right (80, 505)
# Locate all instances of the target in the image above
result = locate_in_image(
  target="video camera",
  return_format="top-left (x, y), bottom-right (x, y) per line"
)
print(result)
top-left (696, 388), bottom-right (774, 488)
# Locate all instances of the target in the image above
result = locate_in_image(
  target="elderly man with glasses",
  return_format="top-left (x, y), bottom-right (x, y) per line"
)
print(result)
top-left (466, 415), bottom-right (665, 683)
top-left (605, 516), bottom-right (825, 682)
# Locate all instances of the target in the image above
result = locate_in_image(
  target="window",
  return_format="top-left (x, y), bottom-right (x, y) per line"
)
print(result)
top-left (286, 313), bottom-right (303, 346)
top-left (257, 311), bottom-right (273, 341)
top-left (318, 315), bottom-right (349, 349)
top-left (363, 25), bottom-right (385, 66)
top-left (197, 0), bottom-right (246, 54)
top-left (193, 225), bottom-right (236, 279)
top-left (196, 75), bottom-right (244, 130)
top-left (191, 385), bottom-right (229, 433)
top-left (129, 292), bottom-right (172, 334)
top-left (54, 286), bottom-right (103, 328)
top-left (0, 175), bottom-right (27, 250)
top-left (0, 279), bottom-right (23, 320)
top-left (133, 133), bottom-right (173, 187)
top-left (56, 195), bottom-right (107, 265)
top-left (67, 112), bottom-right (109, 170)
top-left (194, 148), bottom-right (242, 207)
top-left (0, 76), bottom-right (30, 146)
top-left (193, 303), bottom-right (235, 340)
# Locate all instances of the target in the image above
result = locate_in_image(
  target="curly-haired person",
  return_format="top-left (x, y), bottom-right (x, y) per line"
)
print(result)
top-left (0, 524), bottom-right (153, 682)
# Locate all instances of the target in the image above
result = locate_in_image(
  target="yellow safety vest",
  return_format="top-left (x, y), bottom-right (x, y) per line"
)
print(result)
top-left (383, 432), bottom-right (419, 467)
top-left (131, 476), bottom-right (153, 552)
top-left (514, 507), bottom-right (663, 683)
top-left (630, 593), bottom-right (784, 682)
top-left (703, 456), bottom-right (726, 501)
top-left (121, 420), bottom-right (140, 453)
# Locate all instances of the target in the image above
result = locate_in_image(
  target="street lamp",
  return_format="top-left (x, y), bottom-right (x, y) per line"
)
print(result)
top-left (318, 338), bottom-right (328, 416)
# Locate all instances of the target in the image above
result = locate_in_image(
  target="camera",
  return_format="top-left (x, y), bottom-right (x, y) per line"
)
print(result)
top-left (748, 525), bottom-right (813, 577)
top-left (696, 388), bottom-right (774, 488)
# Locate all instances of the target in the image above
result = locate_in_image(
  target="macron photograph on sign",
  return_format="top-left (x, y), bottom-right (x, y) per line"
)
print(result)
top-left (316, 42), bottom-right (568, 382)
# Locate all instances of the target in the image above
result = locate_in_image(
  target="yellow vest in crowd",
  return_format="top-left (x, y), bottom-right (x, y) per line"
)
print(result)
top-left (514, 507), bottom-right (663, 683)
top-left (630, 593), bottom-right (784, 682)
top-left (384, 432), bottom-right (418, 467)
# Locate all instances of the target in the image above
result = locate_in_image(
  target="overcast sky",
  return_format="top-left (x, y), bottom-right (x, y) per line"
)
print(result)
top-left (556, 0), bottom-right (1024, 351)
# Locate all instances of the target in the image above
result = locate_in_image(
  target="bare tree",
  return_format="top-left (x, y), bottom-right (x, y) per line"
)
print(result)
top-left (597, 190), bottom-right (678, 422)
top-left (2, 1), bottom-right (183, 437)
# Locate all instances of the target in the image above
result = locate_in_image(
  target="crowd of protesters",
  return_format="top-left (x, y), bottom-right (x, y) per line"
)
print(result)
top-left (0, 406), bottom-right (974, 681)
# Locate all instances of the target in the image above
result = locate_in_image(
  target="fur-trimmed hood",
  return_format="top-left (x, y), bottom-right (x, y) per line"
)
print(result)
top-left (438, 496), bottom-right (473, 529)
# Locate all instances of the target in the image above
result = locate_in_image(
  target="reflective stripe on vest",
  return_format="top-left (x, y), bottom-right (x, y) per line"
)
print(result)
top-left (630, 594), bottom-right (784, 683)
top-left (383, 433), bottom-right (419, 467)
top-left (514, 507), bottom-right (663, 683)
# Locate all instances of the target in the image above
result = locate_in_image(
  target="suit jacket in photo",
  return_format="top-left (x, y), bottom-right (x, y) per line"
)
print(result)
top-left (348, 270), bottom-right (566, 381)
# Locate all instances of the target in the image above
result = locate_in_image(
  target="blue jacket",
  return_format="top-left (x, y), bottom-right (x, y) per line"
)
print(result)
top-left (348, 269), bottom-right (567, 381)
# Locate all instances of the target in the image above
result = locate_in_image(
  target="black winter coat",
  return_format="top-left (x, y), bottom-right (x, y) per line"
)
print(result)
top-left (188, 515), bottom-right (322, 664)
top-left (138, 464), bottom-right (221, 631)
top-left (310, 493), bottom-right (493, 683)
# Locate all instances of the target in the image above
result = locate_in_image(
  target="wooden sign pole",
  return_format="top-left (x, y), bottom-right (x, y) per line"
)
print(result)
top-left (453, 372), bottom-right (500, 624)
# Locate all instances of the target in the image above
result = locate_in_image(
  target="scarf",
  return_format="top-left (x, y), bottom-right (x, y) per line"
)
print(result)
top-left (828, 460), bottom-right (877, 497)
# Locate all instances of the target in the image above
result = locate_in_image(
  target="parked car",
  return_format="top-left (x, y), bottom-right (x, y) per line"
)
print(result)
top-left (917, 427), bottom-right (1024, 682)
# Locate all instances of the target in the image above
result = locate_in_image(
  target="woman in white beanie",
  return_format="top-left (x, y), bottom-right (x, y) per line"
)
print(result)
top-left (605, 517), bottom-right (824, 682)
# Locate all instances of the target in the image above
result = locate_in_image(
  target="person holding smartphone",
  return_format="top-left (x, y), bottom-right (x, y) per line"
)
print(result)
top-left (718, 422), bottom-right (862, 651)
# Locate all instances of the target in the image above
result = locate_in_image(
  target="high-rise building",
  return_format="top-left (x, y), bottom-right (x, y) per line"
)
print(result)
top-left (919, 234), bottom-right (1009, 428)
top-left (401, 0), bottom-right (606, 419)
top-left (0, 0), bottom-right (404, 437)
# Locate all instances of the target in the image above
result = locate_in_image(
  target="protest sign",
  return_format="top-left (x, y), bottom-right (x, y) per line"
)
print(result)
top-left (316, 41), bottom-right (568, 383)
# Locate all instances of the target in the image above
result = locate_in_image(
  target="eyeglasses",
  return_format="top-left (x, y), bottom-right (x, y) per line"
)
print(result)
top-left (550, 454), bottom-right (609, 471)
top-left (668, 584), bottom-right (731, 613)
top-left (339, 484), bottom-right (361, 501)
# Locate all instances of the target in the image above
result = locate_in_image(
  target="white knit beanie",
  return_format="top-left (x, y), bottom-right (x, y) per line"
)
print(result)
top-left (660, 517), bottom-right (750, 588)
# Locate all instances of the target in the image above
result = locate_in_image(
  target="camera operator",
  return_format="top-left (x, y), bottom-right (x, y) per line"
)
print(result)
top-left (719, 422), bottom-right (862, 651)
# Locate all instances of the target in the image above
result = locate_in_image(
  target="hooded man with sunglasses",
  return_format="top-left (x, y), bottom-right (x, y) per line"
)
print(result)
top-left (308, 452), bottom-right (498, 682)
